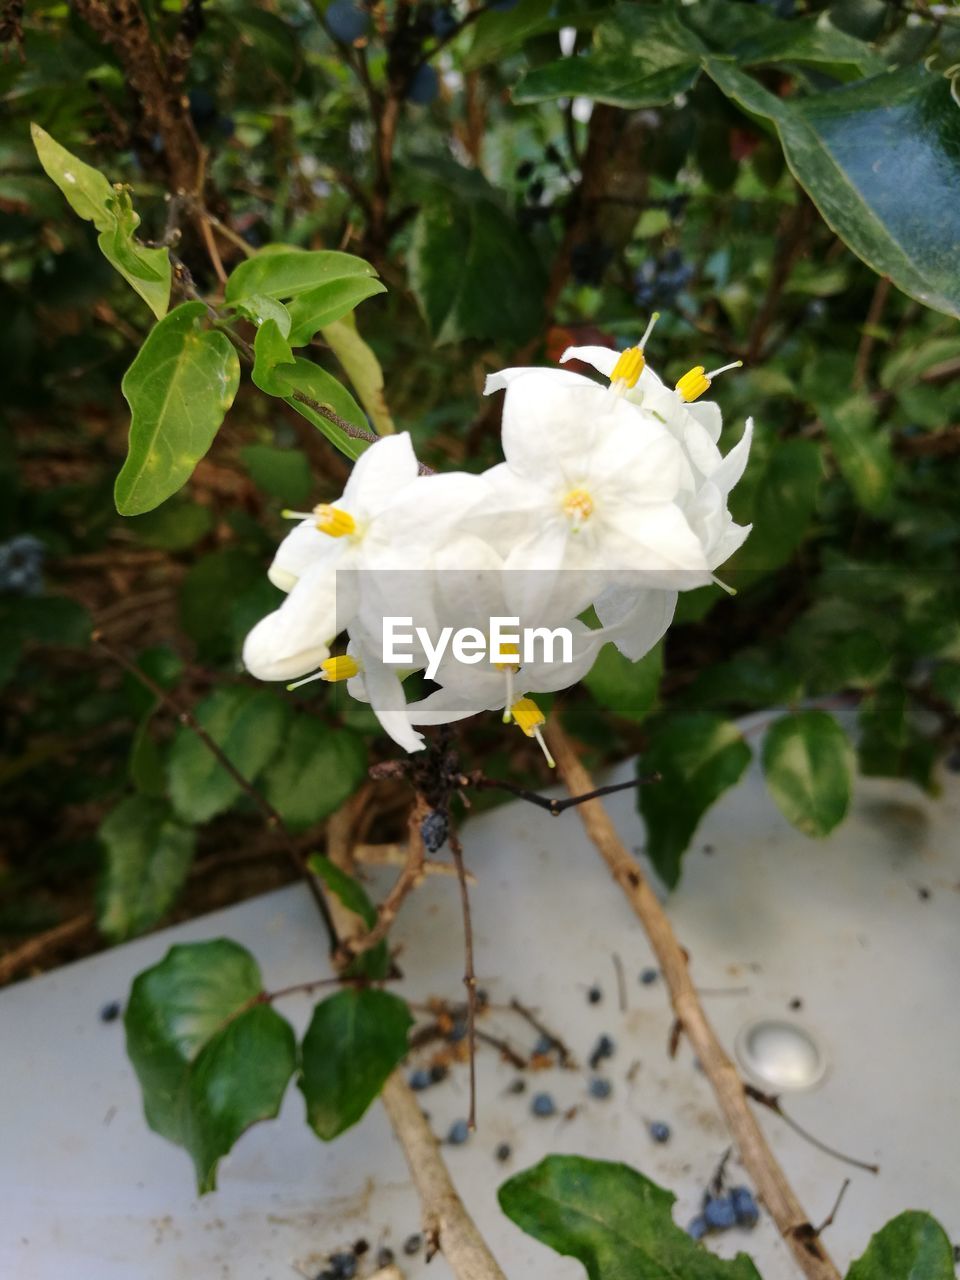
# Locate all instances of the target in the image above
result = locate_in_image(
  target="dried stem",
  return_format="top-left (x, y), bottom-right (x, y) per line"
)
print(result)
top-left (545, 718), bottom-right (842, 1280)
top-left (0, 913), bottom-right (96, 986)
top-left (449, 830), bottom-right (478, 1129)
top-left (340, 801), bottom-right (428, 960)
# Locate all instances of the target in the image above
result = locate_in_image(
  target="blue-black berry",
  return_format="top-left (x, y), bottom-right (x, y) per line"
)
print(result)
top-left (409, 1068), bottom-right (431, 1091)
top-left (448, 1119), bottom-right (470, 1145)
top-left (429, 1063), bottom-right (448, 1084)
top-left (420, 809), bottom-right (448, 852)
top-left (587, 984), bottom-right (602, 1004)
top-left (403, 1233), bottom-right (422, 1256)
top-left (531, 1092), bottom-right (556, 1117)
top-left (730, 1185), bottom-right (759, 1227)
top-left (704, 1195), bottom-right (737, 1230)
top-left (100, 1000), bottom-right (121, 1023)
top-left (325, 0), bottom-right (370, 43)
top-left (329, 1252), bottom-right (357, 1278)
top-left (687, 1215), bottom-right (708, 1240)
top-left (495, 1142), bottom-right (511, 1162)
top-left (640, 967), bottom-right (658, 985)
top-left (588, 1077), bottom-right (612, 1099)
top-left (533, 1034), bottom-right (553, 1056)
top-left (588, 1034), bottom-right (615, 1068)
top-left (406, 63), bottom-right (439, 105)
top-left (431, 5), bottom-right (458, 37)
top-left (649, 1120), bottom-right (671, 1144)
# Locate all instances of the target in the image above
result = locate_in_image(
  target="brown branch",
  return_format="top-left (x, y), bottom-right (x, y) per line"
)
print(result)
top-left (449, 830), bottom-right (478, 1130)
top-left (853, 276), bottom-right (891, 389)
top-left (545, 717), bottom-right (842, 1280)
top-left (340, 801), bottom-right (428, 961)
top-left (0, 913), bottom-right (96, 987)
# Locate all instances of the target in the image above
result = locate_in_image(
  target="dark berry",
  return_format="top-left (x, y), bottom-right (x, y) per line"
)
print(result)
top-left (544, 142), bottom-right (562, 165)
top-left (449, 1019), bottom-right (468, 1043)
top-left (429, 1063), bottom-right (448, 1084)
top-left (649, 1120), bottom-right (671, 1144)
top-left (431, 5), bottom-right (458, 37)
top-left (508, 1078), bottom-right (526, 1094)
top-left (704, 1195), bottom-right (737, 1230)
top-left (325, 0), bottom-right (370, 43)
top-left (403, 1233), bottom-right (422, 1256)
top-left (515, 159), bottom-right (535, 180)
top-left (352, 1240), bottom-right (368, 1256)
top-left (495, 1142), bottom-right (511, 1162)
top-left (447, 1119), bottom-right (470, 1145)
top-left (420, 809), bottom-right (448, 853)
top-left (329, 1252), bottom-right (357, 1278)
top-left (588, 1034), bottom-right (615, 1068)
top-left (640, 968), bottom-right (658, 985)
top-left (687, 1215), bottom-right (708, 1240)
top-left (730, 1186), bottom-right (759, 1227)
top-left (409, 1068), bottom-right (431, 1091)
top-left (533, 1034), bottom-right (553, 1055)
top-left (406, 63), bottom-right (439, 105)
top-left (588, 1077), bottom-right (612, 1099)
top-left (587, 985), bottom-right (602, 1004)
top-left (100, 1000), bottom-right (121, 1023)
top-left (531, 1092), bottom-right (556, 1117)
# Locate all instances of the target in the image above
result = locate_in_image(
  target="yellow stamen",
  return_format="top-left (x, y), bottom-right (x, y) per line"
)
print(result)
top-left (675, 360), bottom-right (743, 402)
top-left (562, 488), bottom-right (594, 526)
top-left (610, 345), bottom-right (645, 389)
top-left (319, 655), bottom-right (360, 682)
top-left (510, 697), bottom-right (556, 767)
top-left (313, 504), bottom-right (356, 537)
top-left (494, 641), bottom-right (521, 672)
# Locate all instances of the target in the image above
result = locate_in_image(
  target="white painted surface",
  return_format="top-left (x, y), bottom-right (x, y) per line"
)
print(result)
top-left (2, 738), bottom-right (959, 1279)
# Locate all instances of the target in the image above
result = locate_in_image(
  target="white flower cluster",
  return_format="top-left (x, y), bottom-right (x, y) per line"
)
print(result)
top-left (243, 334), bottom-right (753, 761)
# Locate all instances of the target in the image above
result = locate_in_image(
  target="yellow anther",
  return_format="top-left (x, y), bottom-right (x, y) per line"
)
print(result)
top-left (562, 488), bottom-right (594, 525)
top-left (494, 642), bottom-right (521, 672)
top-left (511, 697), bottom-right (545, 736)
top-left (319, 655), bottom-right (360, 682)
top-left (509, 697), bottom-right (555, 767)
top-left (313, 504), bottom-right (356, 537)
top-left (676, 359), bottom-right (743, 403)
top-left (676, 366), bottom-right (711, 402)
top-left (610, 345), bottom-right (645, 389)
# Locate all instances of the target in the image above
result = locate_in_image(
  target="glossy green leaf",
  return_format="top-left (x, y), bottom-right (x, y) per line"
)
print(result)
top-left (822, 398), bottom-right (893, 514)
top-left (727, 14), bottom-right (883, 78)
top-left (499, 1155), bottom-right (763, 1280)
top-left (704, 61), bottom-right (960, 319)
top-left (762, 710), bottom-right (854, 837)
top-left (233, 293), bottom-right (292, 338)
top-left (322, 316), bottom-right (396, 435)
top-left (124, 939), bottom-right (296, 1193)
top-left (639, 714), bottom-right (752, 887)
top-left (299, 989), bottom-right (412, 1139)
top-left (224, 248), bottom-right (377, 304)
top-left (261, 718), bottom-right (368, 831)
top-left (465, 0), bottom-right (576, 71)
top-left (240, 444), bottom-right (312, 506)
top-left (846, 1211), bottom-right (956, 1280)
top-left (286, 276), bottom-right (386, 347)
top-left (252, 320), bottom-right (368, 461)
top-left (514, 6), bottom-right (706, 107)
top-left (167, 686), bottom-right (290, 824)
top-left (308, 854), bottom-right (390, 981)
top-left (31, 123), bottom-right (171, 318)
top-left (98, 796), bottom-right (195, 941)
top-left (585, 642), bottom-right (662, 723)
top-left (115, 303), bottom-right (240, 516)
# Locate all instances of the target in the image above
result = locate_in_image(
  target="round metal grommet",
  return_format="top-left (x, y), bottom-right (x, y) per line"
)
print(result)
top-left (735, 1018), bottom-right (827, 1091)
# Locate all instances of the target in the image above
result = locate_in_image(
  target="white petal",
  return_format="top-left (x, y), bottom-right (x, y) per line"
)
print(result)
top-left (343, 432), bottom-right (419, 515)
top-left (242, 561), bottom-right (338, 681)
top-left (484, 366), bottom-right (594, 396)
top-left (711, 417), bottom-right (754, 496)
top-left (559, 345), bottom-right (618, 379)
top-left (595, 587), bottom-right (678, 660)
top-left (268, 521), bottom-right (345, 593)
top-left (500, 374), bottom-right (609, 483)
top-left (688, 399), bottom-right (722, 443)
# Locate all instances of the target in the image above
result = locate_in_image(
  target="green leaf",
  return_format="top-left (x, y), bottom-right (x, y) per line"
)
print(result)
top-left (167, 686), bottom-right (290, 824)
top-left (465, 0), bottom-right (575, 71)
top-left (639, 714), bottom-right (752, 887)
top-left (286, 276), bottom-right (386, 348)
top-left (124, 939), bottom-right (296, 1193)
top-left (179, 548), bottom-right (265, 663)
top-left (730, 437), bottom-right (822, 577)
top-left (704, 62), bottom-right (960, 319)
top-left (846, 1211), bottom-right (956, 1280)
top-left (232, 293), bottom-right (292, 338)
top-left (31, 123), bottom-right (171, 318)
top-left (728, 14), bottom-right (883, 79)
top-left (299, 989), bottom-right (412, 1139)
top-left (98, 796), bottom-right (195, 941)
top-left (308, 853), bottom-right (390, 981)
top-left (513, 5), bottom-right (706, 108)
top-left (262, 718), bottom-right (368, 831)
top-left (240, 443), bottom-right (313, 506)
top-left (115, 303), bottom-right (241, 516)
top-left (498, 1155), bottom-right (763, 1280)
top-left (858, 685), bottom-right (937, 791)
top-left (584, 642), bottom-right (662, 723)
top-left (224, 248), bottom-right (377, 304)
top-left (761, 710), bottom-right (853, 837)
top-left (322, 316), bottom-right (396, 436)
top-left (252, 320), bottom-right (368, 462)
top-left (822, 397), bottom-right (893, 514)
top-left (410, 194), bottom-right (545, 345)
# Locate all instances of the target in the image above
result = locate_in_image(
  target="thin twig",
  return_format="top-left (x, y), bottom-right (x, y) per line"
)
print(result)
top-left (341, 802), bottom-right (428, 960)
top-left (449, 829), bottom-right (478, 1129)
top-left (465, 770), bottom-right (660, 816)
top-left (509, 997), bottom-right (577, 1068)
top-left (545, 718), bottom-right (842, 1280)
top-left (0, 913), bottom-right (96, 986)
top-left (745, 1086), bottom-right (880, 1175)
top-left (816, 1179), bottom-right (851, 1235)
top-left (853, 276), bottom-right (891, 389)
top-left (612, 952), bottom-right (627, 1013)
top-left (92, 631), bottom-right (336, 941)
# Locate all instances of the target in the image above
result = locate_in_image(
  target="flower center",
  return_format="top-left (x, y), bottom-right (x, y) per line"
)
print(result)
top-left (562, 487), bottom-right (594, 528)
